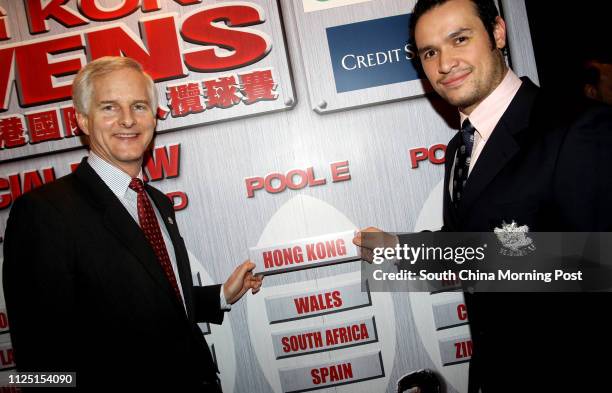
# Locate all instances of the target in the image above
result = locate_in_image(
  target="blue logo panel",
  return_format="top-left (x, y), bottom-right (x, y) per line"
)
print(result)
top-left (326, 14), bottom-right (421, 93)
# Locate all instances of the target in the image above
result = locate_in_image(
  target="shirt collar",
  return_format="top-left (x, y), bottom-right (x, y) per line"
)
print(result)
top-left (459, 69), bottom-right (522, 140)
top-left (87, 152), bottom-right (143, 200)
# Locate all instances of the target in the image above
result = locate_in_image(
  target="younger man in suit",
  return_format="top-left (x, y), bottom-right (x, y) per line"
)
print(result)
top-left (355, 0), bottom-right (612, 391)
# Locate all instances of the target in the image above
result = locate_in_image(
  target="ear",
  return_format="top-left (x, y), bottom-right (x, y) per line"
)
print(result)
top-left (584, 84), bottom-right (598, 100)
top-left (493, 16), bottom-right (507, 50)
top-left (75, 112), bottom-right (90, 136)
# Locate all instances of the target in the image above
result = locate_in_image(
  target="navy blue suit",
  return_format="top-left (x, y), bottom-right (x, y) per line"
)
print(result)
top-left (441, 79), bottom-right (612, 392)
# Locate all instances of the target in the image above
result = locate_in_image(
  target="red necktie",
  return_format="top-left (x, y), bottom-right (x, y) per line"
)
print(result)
top-left (129, 178), bottom-right (183, 304)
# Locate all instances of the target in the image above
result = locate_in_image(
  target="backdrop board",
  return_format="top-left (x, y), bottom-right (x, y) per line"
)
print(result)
top-left (0, 1), bottom-right (537, 391)
top-left (293, 0), bottom-right (426, 113)
top-left (0, 0), bottom-right (295, 162)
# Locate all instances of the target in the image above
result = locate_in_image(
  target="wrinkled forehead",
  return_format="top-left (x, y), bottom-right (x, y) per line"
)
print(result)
top-left (90, 69), bottom-right (150, 102)
top-left (93, 67), bottom-right (147, 85)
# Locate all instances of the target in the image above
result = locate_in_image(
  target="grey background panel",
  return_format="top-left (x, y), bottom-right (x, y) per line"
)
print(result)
top-left (199, 322), bottom-right (211, 335)
top-left (500, 0), bottom-right (539, 84)
top-left (271, 315), bottom-right (377, 358)
top-left (0, 1), bottom-right (537, 391)
top-left (0, 0), bottom-right (295, 162)
top-left (432, 298), bottom-right (469, 330)
top-left (279, 350), bottom-right (384, 393)
top-left (438, 335), bottom-right (472, 366)
top-left (0, 340), bottom-right (13, 370)
top-left (292, 0), bottom-right (424, 113)
top-left (0, 308), bottom-right (7, 333)
top-left (250, 230), bottom-right (359, 275)
top-left (265, 281), bottom-right (371, 323)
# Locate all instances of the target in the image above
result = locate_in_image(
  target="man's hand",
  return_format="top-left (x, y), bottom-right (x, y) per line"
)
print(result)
top-left (223, 260), bottom-right (263, 304)
top-left (353, 227), bottom-right (399, 263)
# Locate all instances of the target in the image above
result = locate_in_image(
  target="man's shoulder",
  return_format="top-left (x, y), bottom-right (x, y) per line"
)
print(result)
top-left (522, 82), bottom-right (611, 131)
top-left (570, 100), bottom-right (612, 129)
top-left (513, 80), bottom-right (574, 137)
top-left (532, 96), bottom-right (612, 142)
top-left (12, 171), bottom-right (82, 214)
top-left (561, 101), bottom-right (612, 153)
top-left (497, 77), bottom-right (542, 131)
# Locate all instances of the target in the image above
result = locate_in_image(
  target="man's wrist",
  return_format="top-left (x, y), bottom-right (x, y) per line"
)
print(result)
top-left (220, 284), bottom-right (232, 311)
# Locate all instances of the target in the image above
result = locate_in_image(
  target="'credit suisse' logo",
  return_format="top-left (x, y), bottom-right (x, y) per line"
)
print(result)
top-left (326, 14), bottom-right (421, 93)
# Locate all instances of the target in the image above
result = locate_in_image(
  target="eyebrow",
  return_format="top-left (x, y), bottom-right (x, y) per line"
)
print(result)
top-left (448, 27), bottom-right (473, 39)
top-left (97, 99), bottom-right (150, 105)
top-left (417, 28), bottom-right (474, 56)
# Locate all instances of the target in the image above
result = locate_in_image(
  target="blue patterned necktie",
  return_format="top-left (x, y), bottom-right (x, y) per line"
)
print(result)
top-left (452, 119), bottom-right (476, 208)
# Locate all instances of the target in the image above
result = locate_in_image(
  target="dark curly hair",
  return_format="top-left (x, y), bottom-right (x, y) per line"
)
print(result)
top-left (411, 0), bottom-right (501, 50)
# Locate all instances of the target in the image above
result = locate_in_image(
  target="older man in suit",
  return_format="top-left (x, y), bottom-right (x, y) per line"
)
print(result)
top-left (355, 0), bottom-right (612, 391)
top-left (3, 56), bottom-right (262, 391)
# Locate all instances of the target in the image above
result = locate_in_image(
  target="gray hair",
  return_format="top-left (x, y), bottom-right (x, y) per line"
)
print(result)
top-left (72, 56), bottom-right (158, 115)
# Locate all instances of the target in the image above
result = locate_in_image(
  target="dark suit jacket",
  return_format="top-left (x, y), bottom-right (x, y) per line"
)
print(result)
top-left (3, 159), bottom-right (223, 390)
top-left (441, 79), bottom-right (612, 392)
top-left (443, 79), bottom-right (612, 233)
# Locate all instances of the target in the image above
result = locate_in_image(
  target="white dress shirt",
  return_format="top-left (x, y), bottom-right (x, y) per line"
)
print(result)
top-left (87, 152), bottom-right (230, 311)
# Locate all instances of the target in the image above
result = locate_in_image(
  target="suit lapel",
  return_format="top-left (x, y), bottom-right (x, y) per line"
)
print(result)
top-left (73, 159), bottom-right (185, 311)
top-left (445, 133), bottom-right (461, 198)
top-left (459, 78), bottom-right (539, 212)
top-left (460, 122), bottom-right (520, 210)
top-left (147, 187), bottom-right (196, 321)
top-left (443, 133), bottom-right (462, 229)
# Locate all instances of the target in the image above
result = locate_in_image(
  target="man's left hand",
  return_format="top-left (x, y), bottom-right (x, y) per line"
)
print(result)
top-left (223, 260), bottom-right (263, 304)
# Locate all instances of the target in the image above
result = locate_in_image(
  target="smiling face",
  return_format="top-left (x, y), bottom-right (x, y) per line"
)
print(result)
top-left (76, 68), bottom-right (157, 177)
top-left (414, 0), bottom-right (507, 114)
